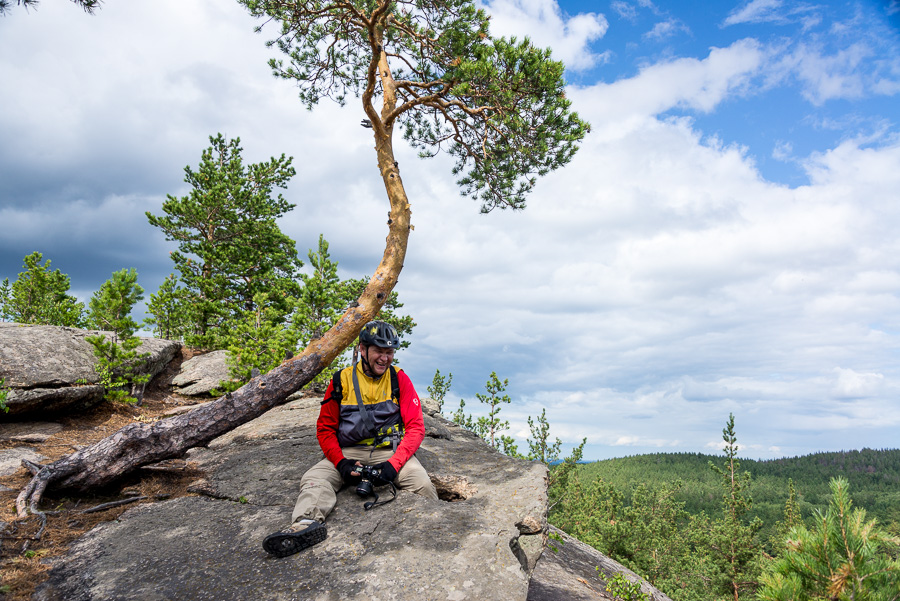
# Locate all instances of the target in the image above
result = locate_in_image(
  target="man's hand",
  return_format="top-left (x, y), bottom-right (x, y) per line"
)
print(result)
top-left (373, 462), bottom-right (398, 483)
top-left (337, 458), bottom-right (362, 483)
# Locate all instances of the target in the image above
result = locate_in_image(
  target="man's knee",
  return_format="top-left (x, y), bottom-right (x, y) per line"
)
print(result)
top-left (397, 461), bottom-right (438, 500)
top-left (300, 459), bottom-right (343, 490)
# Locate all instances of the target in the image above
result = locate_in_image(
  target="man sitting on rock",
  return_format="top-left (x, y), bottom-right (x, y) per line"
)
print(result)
top-left (263, 320), bottom-right (439, 557)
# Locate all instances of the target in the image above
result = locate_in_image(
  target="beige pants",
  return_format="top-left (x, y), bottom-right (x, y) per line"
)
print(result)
top-left (291, 446), bottom-right (438, 523)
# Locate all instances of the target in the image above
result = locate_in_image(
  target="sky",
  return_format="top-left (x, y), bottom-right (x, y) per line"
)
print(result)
top-left (1, 0), bottom-right (899, 462)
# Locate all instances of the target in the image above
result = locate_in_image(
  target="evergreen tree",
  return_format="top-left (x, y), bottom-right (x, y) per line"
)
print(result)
top-left (213, 234), bottom-right (416, 391)
top-left (475, 372), bottom-right (512, 450)
top-left (706, 414), bottom-right (763, 601)
top-left (295, 234), bottom-right (345, 347)
top-left (427, 369), bottom-right (453, 412)
top-left (0, 251), bottom-right (84, 326)
top-left (146, 133), bottom-right (301, 348)
top-left (769, 478), bottom-right (802, 552)
top-left (84, 269), bottom-right (150, 405)
top-left (525, 409), bottom-right (587, 513)
top-left (341, 276), bottom-right (416, 348)
top-left (217, 291), bottom-right (303, 392)
top-left (0, 0), bottom-right (100, 16)
top-left (449, 397), bottom-right (479, 433)
top-left (143, 274), bottom-right (193, 341)
top-left (86, 268), bottom-right (143, 335)
top-left (758, 477), bottom-right (900, 600)
top-left (526, 408), bottom-right (562, 464)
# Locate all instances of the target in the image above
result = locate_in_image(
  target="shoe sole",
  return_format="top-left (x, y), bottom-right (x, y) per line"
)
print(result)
top-left (263, 522), bottom-right (327, 558)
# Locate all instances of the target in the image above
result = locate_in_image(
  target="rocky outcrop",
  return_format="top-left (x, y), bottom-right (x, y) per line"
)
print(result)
top-left (169, 349), bottom-right (231, 396)
top-left (33, 392), bottom-right (672, 601)
top-left (35, 394), bottom-right (549, 601)
top-left (528, 526), bottom-right (673, 601)
top-left (0, 323), bottom-right (180, 417)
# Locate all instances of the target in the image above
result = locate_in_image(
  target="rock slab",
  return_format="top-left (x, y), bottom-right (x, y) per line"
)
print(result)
top-left (35, 397), bottom-right (549, 601)
top-left (170, 350), bottom-right (231, 397)
top-left (0, 323), bottom-right (180, 417)
top-left (527, 526), bottom-right (673, 601)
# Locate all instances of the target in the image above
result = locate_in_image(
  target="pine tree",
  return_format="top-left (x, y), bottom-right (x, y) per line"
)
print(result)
top-left (84, 269), bottom-right (150, 405)
top-left (0, 251), bottom-right (84, 326)
top-left (143, 274), bottom-right (193, 341)
top-left (526, 409), bottom-right (562, 464)
top-left (0, 0), bottom-right (100, 16)
top-left (214, 234), bottom-right (416, 391)
top-left (15, 0), bottom-right (587, 518)
top-left (426, 369), bottom-right (453, 412)
top-left (217, 292), bottom-right (302, 392)
top-left (86, 268), bottom-right (143, 336)
top-left (769, 478), bottom-right (803, 552)
top-left (295, 234), bottom-right (344, 347)
top-left (706, 413), bottom-right (763, 601)
top-left (475, 372), bottom-right (512, 450)
top-left (146, 133), bottom-right (301, 348)
top-left (758, 477), bottom-right (900, 600)
top-left (525, 409), bottom-right (587, 513)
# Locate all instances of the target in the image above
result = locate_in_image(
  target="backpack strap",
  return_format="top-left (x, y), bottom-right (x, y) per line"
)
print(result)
top-left (322, 369), bottom-right (344, 405)
top-left (390, 366), bottom-right (400, 402)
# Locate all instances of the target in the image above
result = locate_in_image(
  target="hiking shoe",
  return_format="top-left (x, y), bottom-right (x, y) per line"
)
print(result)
top-left (263, 520), bottom-right (327, 558)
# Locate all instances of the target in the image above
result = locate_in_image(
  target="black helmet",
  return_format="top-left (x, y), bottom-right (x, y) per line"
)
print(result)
top-left (359, 320), bottom-right (400, 349)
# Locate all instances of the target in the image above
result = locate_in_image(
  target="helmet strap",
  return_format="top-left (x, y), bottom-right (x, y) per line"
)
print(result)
top-left (359, 344), bottom-right (376, 378)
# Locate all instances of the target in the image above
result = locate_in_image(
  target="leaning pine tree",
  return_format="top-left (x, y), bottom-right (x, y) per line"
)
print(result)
top-left (16, 0), bottom-right (587, 517)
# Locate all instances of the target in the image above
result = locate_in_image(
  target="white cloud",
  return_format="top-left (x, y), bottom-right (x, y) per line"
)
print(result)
top-left (786, 43), bottom-right (872, 104)
top-left (573, 39), bottom-right (763, 131)
top-left (644, 18), bottom-right (688, 41)
top-left (611, 1), bottom-right (638, 21)
top-left (724, 0), bottom-right (785, 26)
top-left (481, 0), bottom-right (609, 70)
top-left (724, 0), bottom-right (820, 27)
top-left (832, 368), bottom-right (885, 399)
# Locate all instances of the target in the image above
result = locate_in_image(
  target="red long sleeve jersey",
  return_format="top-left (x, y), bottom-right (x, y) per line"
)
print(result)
top-left (316, 368), bottom-right (426, 472)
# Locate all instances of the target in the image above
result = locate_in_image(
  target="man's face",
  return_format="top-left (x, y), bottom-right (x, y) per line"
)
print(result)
top-left (363, 344), bottom-right (395, 377)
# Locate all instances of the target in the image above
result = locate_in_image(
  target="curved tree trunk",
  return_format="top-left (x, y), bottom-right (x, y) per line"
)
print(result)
top-left (16, 126), bottom-right (411, 519)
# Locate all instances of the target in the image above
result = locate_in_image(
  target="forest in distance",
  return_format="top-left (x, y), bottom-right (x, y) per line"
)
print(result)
top-left (574, 447), bottom-right (900, 537)
top-left (541, 441), bottom-right (900, 600)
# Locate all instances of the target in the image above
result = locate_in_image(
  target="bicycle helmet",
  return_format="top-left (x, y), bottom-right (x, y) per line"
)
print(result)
top-left (359, 320), bottom-right (400, 349)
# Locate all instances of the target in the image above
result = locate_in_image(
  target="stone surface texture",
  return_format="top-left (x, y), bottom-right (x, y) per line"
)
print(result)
top-left (0, 323), bottom-right (180, 417)
top-left (0, 447), bottom-right (45, 477)
top-left (527, 526), bottom-right (673, 601)
top-left (35, 394), bottom-right (551, 601)
top-left (0, 421), bottom-right (63, 443)
top-left (169, 350), bottom-right (231, 396)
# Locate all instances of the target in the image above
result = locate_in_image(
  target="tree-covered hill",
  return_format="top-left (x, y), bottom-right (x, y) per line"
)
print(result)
top-left (576, 448), bottom-right (900, 535)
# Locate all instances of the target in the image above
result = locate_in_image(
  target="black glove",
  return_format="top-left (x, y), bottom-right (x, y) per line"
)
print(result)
top-left (373, 461), bottom-right (398, 484)
top-left (337, 458), bottom-right (361, 483)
